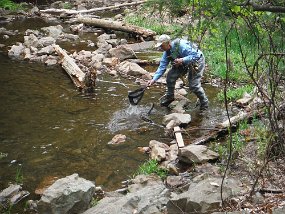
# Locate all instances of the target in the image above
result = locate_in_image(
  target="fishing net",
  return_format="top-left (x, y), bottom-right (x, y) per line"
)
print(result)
top-left (128, 87), bottom-right (146, 105)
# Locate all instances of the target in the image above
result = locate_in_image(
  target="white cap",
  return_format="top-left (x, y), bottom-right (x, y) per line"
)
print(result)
top-left (155, 34), bottom-right (171, 48)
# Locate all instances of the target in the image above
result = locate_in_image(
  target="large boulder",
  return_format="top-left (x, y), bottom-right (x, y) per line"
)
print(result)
top-left (83, 175), bottom-right (170, 214)
top-left (178, 144), bottom-right (219, 164)
top-left (109, 45), bottom-right (137, 60)
top-left (167, 176), bottom-right (243, 214)
top-left (117, 61), bottom-right (151, 79)
top-left (37, 174), bottom-right (95, 214)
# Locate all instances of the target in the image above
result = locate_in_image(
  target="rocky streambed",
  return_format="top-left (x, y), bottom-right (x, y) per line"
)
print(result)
top-left (1, 1), bottom-right (285, 214)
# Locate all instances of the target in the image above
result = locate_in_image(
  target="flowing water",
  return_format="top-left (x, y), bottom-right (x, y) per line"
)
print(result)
top-left (0, 16), bottom-right (230, 206)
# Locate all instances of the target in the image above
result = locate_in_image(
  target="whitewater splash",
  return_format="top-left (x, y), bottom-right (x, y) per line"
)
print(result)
top-left (107, 105), bottom-right (148, 133)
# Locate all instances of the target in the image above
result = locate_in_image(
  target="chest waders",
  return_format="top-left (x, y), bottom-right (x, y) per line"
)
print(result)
top-left (162, 40), bottom-right (209, 110)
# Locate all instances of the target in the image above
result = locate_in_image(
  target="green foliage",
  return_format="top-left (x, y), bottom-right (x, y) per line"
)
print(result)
top-left (124, 13), bottom-right (183, 34)
top-left (211, 119), bottom-right (249, 160)
top-left (217, 84), bottom-right (254, 102)
top-left (252, 119), bottom-right (270, 158)
top-left (90, 198), bottom-right (99, 207)
top-left (63, 2), bottom-right (72, 9)
top-left (15, 165), bottom-right (24, 184)
top-left (134, 159), bottom-right (168, 180)
top-left (0, 0), bottom-right (25, 10)
top-left (145, 0), bottom-right (190, 18)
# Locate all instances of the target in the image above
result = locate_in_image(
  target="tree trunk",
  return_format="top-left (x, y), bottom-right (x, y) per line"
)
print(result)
top-left (53, 44), bottom-right (96, 91)
top-left (78, 17), bottom-right (156, 39)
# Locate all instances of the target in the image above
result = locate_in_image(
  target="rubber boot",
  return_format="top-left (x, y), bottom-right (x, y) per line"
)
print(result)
top-left (160, 95), bottom-right (175, 107)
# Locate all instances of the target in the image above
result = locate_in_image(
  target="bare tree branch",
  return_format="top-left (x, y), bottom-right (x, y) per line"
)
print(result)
top-left (240, 1), bottom-right (285, 13)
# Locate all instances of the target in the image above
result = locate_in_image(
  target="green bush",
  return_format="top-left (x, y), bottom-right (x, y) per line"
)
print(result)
top-left (217, 84), bottom-right (254, 102)
top-left (134, 159), bottom-right (168, 179)
top-left (0, 0), bottom-right (24, 10)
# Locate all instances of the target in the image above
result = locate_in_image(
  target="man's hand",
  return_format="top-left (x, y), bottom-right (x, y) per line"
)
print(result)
top-left (174, 58), bottom-right (183, 65)
top-left (147, 79), bottom-right (155, 87)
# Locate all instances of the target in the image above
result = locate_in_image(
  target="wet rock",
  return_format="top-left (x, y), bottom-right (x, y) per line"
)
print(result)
top-left (0, 27), bottom-right (17, 36)
top-left (41, 25), bottom-right (63, 39)
top-left (70, 23), bottom-right (84, 34)
top-left (102, 57), bottom-right (120, 67)
top-left (23, 47), bottom-right (31, 59)
top-left (117, 61), bottom-right (151, 79)
top-left (109, 45), bottom-right (137, 60)
top-left (37, 173), bottom-right (95, 214)
top-left (61, 33), bottom-right (80, 41)
top-left (37, 45), bottom-right (55, 55)
top-left (35, 176), bottom-right (59, 196)
top-left (38, 37), bottom-right (56, 47)
top-left (126, 41), bottom-right (155, 52)
top-left (45, 56), bottom-right (58, 66)
top-left (0, 184), bottom-right (30, 208)
top-left (24, 29), bottom-right (40, 36)
top-left (8, 43), bottom-right (25, 59)
top-left (24, 34), bottom-right (39, 48)
top-left (163, 113), bottom-right (191, 127)
top-left (171, 99), bottom-right (189, 113)
top-left (95, 40), bottom-right (112, 56)
top-left (97, 33), bottom-right (116, 41)
top-left (108, 134), bottom-right (126, 144)
top-left (30, 6), bottom-right (39, 15)
top-left (106, 38), bottom-right (120, 47)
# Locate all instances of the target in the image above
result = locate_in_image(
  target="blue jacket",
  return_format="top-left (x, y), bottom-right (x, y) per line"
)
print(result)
top-left (153, 39), bottom-right (203, 81)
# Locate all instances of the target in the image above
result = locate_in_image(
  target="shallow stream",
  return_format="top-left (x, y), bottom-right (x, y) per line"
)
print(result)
top-left (0, 16), bottom-right (229, 201)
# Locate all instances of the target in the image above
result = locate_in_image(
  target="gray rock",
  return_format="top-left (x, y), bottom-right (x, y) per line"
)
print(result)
top-left (24, 34), bottom-right (39, 48)
top-left (8, 43), bottom-right (25, 59)
top-left (38, 37), bottom-right (56, 47)
top-left (109, 45), bottom-right (137, 60)
top-left (273, 206), bottom-right (285, 214)
top-left (163, 113), bottom-right (191, 126)
top-left (117, 61), bottom-right (151, 79)
top-left (37, 173), bottom-right (95, 214)
top-left (178, 144), bottom-right (219, 164)
top-left (83, 177), bottom-right (169, 214)
top-left (167, 177), bottom-right (242, 214)
top-left (41, 25), bottom-right (63, 39)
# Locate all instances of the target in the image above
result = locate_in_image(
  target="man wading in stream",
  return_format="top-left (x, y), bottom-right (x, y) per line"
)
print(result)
top-left (147, 34), bottom-right (209, 110)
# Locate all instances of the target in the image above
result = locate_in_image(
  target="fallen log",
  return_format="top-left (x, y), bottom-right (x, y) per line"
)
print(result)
top-left (78, 17), bottom-right (156, 39)
top-left (53, 45), bottom-right (95, 91)
top-left (40, 1), bottom-right (147, 15)
top-left (191, 110), bottom-right (263, 145)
